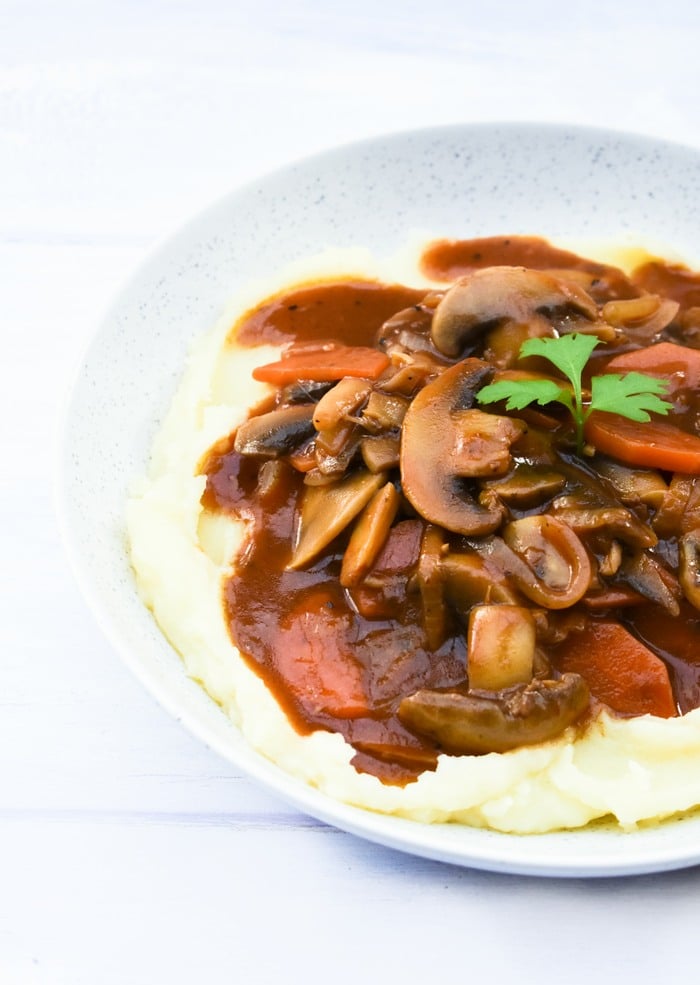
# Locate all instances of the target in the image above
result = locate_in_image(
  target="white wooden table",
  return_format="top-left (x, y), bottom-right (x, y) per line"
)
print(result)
top-left (4, 2), bottom-right (700, 981)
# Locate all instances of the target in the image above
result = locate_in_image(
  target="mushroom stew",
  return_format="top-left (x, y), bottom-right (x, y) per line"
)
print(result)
top-left (201, 236), bottom-right (700, 785)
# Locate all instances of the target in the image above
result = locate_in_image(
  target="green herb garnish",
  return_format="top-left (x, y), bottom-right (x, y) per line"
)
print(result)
top-left (477, 333), bottom-right (673, 454)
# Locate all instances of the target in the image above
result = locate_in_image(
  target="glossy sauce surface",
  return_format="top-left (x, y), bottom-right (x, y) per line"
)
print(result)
top-left (420, 235), bottom-right (638, 300)
top-left (203, 237), bottom-right (700, 783)
top-left (203, 444), bottom-right (466, 781)
top-left (233, 281), bottom-right (427, 348)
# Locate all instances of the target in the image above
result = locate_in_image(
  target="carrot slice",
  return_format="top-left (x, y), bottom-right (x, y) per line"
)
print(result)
top-left (275, 590), bottom-right (368, 718)
top-left (585, 411), bottom-right (700, 474)
top-left (252, 346), bottom-right (389, 384)
top-left (604, 341), bottom-right (700, 393)
top-left (557, 621), bottom-right (676, 718)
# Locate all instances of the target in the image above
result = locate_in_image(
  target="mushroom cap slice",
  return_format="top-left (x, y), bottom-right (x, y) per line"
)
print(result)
top-left (234, 404), bottom-right (316, 457)
top-left (398, 674), bottom-right (590, 755)
top-left (431, 266), bottom-right (599, 357)
top-left (400, 359), bottom-right (525, 536)
top-left (289, 469), bottom-right (387, 570)
top-left (502, 515), bottom-right (592, 609)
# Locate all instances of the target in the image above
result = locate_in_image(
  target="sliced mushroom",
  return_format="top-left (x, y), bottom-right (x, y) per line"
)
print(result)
top-left (442, 550), bottom-right (523, 611)
top-left (654, 474), bottom-right (700, 538)
top-left (312, 378), bottom-right (371, 432)
top-left (314, 421), bottom-right (361, 477)
top-left (398, 674), bottom-right (590, 755)
top-left (679, 306), bottom-right (700, 335)
top-left (483, 319), bottom-right (554, 369)
top-left (502, 515), bottom-right (592, 609)
top-left (279, 379), bottom-right (333, 405)
top-left (315, 420), bottom-right (357, 458)
top-left (480, 464), bottom-right (566, 510)
top-left (602, 295), bottom-right (679, 342)
top-left (416, 525), bottom-right (449, 651)
top-left (359, 391), bottom-right (410, 432)
top-left (289, 469), bottom-right (386, 569)
top-left (234, 405), bottom-right (316, 457)
top-left (360, 434), bottom-right (401, 473)
top-left (550, 502), bottom-right (657, 550)
top-left (598, 539), bottom-right (623, 577)
top-left (467, 605), bottom-right (536, 691)
top-left (678, 530), bottom-right (700, 610)
top-left (302, 467), bottom-right (346, 487)
top-left (375, 303), bottom-right (443, 361)
top-left (594, 457), bottom-right (668, 510)
top-left (340, 482), bottom-right (400, 588)
top-left (617, 551), bottom-right (681, 615)
top-left (379, 355), bottom-right (441, 396)
top-left (430, 266), bottom-right (599, 357)
top-left (400, 359), bottom-right (525, 536)
top-left (449, 408), bottom-right (527, 477)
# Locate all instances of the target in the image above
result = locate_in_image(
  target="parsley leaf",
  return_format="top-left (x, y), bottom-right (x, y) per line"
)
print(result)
top-left (477, 333), bottom-right (673, 453)
top-left (520, 333), bottom-right (599, 393)
top-left (475, 377), bottom-right (570, 412)
top-left (589, 372), bottom-right (673, 422)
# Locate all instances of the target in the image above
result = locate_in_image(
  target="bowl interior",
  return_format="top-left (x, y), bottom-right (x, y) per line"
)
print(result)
top-left (59, 123), bottom-right (700, 876)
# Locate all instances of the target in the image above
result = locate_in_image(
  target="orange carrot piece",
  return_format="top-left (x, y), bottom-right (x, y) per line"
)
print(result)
top-left (557, 621), bottom-right (676, 718)
top-left (604, 341), bottom-right (700, 393)
top-left (585, 412), bottom-right (700, 474)
top-left (252, 346), bottom-right (389, 384)
top-left (274, 589), bottom-right (369, 719)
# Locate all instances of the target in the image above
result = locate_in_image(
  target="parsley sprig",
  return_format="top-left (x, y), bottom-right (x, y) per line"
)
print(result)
top-left (477, 333), bottom-right (673, 454)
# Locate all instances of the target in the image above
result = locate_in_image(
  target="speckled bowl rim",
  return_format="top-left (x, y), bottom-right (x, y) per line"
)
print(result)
top-left (58, 122), bottom-right (700, 877)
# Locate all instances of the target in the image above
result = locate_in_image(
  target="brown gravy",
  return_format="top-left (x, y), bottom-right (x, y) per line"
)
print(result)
top-left (233, 281), bottom-right (427, 349)
top-left (420, 235), bottom-right (638, 301)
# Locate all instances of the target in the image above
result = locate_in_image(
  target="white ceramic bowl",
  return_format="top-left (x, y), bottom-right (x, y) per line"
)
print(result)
top-left (59, 123), bottom-right (700, 876)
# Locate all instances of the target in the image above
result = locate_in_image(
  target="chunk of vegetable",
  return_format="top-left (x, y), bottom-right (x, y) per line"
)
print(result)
top-left (502, 515), bottom-right (592, 609)
top-left (339, 482), bottom-right (400, 588)
top-left (400, 359), bottom-right (523, 536)
top-left (312, 377), bottom-right (371, 431)
top-left (601, 296), bottom-right (678, 340)
top-left (360, 434), bottom-right (401, 473)
top-left (480, 465), bottom-right (566, 509)
top-left (275, 590), bottom-right (368, 717)
top-left (289, 469), bottom-right (386, 569)
top-left (593, 457), bottom-right (668, 510)
top-left (252, 345), bottom-right (389, 384)
top-left (467, 605), bottom-right (536, 691)
top-left (430, 266), bottom-right (598, 357)
top-left (416, 525), bottom-right (449, 651)
top-left (616, 552), bottom-right (680, 616)
top-left (585, 412), bottom-right (700, 474)
top-left (442, 551), bottom-right (522, 611)
top-left (603, 341), bottom-right (700, 393)
top-left (398, 674), bottom-right (590, 755)
top-left (556, 621), bottom-right (676, 718)
top-left (234, 405), bottom-right (315, 457)
top-left (551, 503), bottom-right (657, 550)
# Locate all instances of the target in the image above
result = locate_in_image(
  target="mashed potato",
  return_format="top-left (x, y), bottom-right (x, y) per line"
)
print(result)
top-left (127, 241), bottom-right (700, 834)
